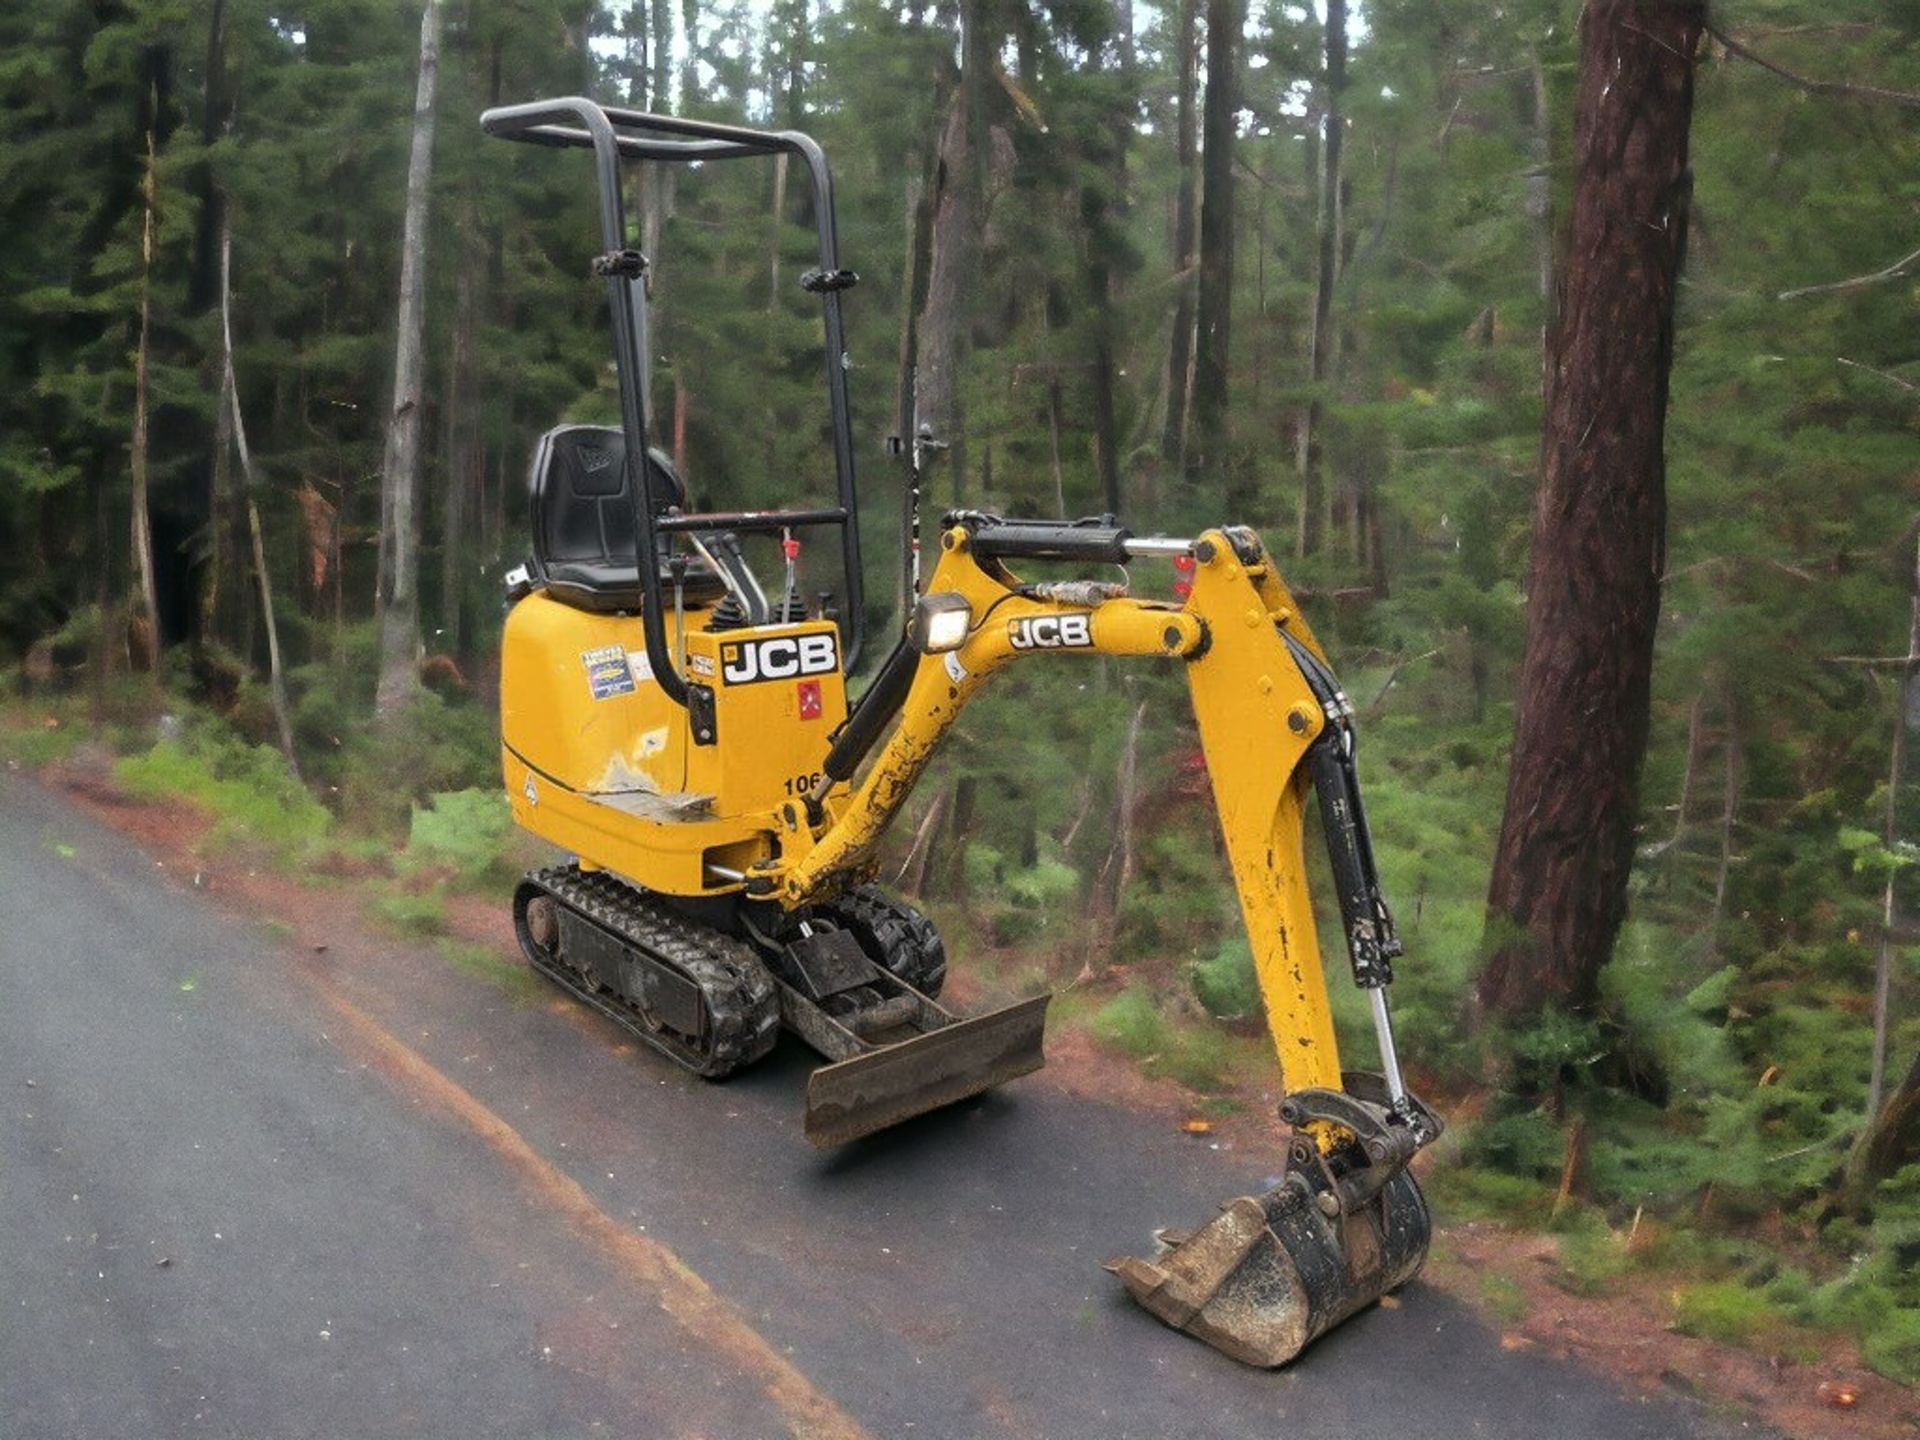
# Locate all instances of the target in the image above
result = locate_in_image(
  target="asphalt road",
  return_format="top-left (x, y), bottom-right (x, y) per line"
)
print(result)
top-left (0, 771), bottom-right (1746, 1440)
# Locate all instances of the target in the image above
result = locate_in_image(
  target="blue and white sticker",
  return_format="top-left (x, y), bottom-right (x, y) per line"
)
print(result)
top-left (583, 644), bottom-right (636, 700)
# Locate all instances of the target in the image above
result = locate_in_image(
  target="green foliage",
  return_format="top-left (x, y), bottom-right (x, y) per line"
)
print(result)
top-left (1670, 1281), bottom-right (1793, 1348)
top-left (1191, 936), bottom-right (1258, 1020)
top-left (1550, 1213), bottom-right (1633, 1298)
top-left (371, 885), bottom-right (447, 938)
top-left (1478, 1271), bottom-right (1529, 1326)
top-left (1086, 985), bottom-right (1234, 1092)
top-left (400, 789), bottom-right (515, 888)
top-left (1425, 1165), bottom-right (1556, 1225)
top-left (1089, 988), bottom-right (1165, 1060)
top-left (331, 694), bottom-right (498, 836)
top-left (114, 720), bottom-right (329, 861)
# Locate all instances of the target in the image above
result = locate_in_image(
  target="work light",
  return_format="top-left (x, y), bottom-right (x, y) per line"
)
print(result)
top-left (910, 593), bottom-right (972, 653)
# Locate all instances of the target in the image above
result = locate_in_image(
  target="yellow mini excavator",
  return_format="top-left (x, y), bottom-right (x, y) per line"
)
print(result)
top-left (485, 98), bottom-right (1442, 1369)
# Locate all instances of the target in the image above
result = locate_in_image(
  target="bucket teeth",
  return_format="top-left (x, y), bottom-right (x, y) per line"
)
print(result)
top-left (1107, 1167), bottom-right (1431, 1368)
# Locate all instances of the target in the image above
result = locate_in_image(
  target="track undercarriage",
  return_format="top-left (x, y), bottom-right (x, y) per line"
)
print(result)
top-left (513, 864), bottom-right (1048, 1145)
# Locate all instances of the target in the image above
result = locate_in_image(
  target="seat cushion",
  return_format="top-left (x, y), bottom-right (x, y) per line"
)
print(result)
top-left (528, 424), bottom-right (724, 613)
top-left (544, 561), bottom-right (729, 614)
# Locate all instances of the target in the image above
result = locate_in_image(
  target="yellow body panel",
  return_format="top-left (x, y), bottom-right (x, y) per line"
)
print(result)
top-left (500, 590), bottom-right (686, 795)
top-left (501, 591), bottom-right (845, 895)
top-left (681, 623), bottom-right (848, 814)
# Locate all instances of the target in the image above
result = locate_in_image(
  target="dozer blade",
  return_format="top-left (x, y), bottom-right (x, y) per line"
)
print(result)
top-left (803, 993), bottom-right (1050, 1147)
top-left (1106, 1165), bottom-right (1430, 1367)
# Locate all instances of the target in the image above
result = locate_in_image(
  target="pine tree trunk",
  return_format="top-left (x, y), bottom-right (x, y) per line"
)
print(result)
top-left (1479, 0), bottom-right (1706, 1019)
top-left (129, 105), bottom-right (163, 672)
top-left (768, 151), bottom-right (789, 311)
top-left (219, 227), bottom-right (300, 777)
top-left (1086, 1), bottom-right (1133, 522)
top-left (1867, 530), bottom-right (1920, 1119)
top-left (1160, 0), bottom-right (1200, 467)
top-left (192, 0), bottom-right (235, 645)
top-left (373, 0), bottom-right (442, 722)
top-left (652, 0), bottom-right (673, 108)
top-left (1188, 0), bottom-right (1239, 483)
top-left (1854, 1047), bottom-right (1920, 1187)
top-left (1528, 43), bottom-right (1556, 364)
top-left (440, 241), bottom-right (477, 660)
top-left (917, 5), bottom-right (992, 500)
top-left (1295, 0), bottom-right (1346, 558)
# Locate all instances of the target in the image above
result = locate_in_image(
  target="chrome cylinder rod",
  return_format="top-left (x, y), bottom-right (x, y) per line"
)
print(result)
top-left (1120, 536), bottom-right (1195, 557)
top-left (1368, 985), bottom-right (1409, 1109)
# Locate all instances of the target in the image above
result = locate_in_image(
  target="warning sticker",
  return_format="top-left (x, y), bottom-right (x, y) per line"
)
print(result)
top-left (583, 645), bottom-right (637, 700)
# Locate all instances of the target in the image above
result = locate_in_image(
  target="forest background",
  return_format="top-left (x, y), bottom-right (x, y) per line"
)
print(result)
top-left (3, 0), bottom-right (1920, 1394)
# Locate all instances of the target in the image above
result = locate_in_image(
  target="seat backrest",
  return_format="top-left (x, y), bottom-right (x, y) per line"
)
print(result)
top-left (528, 424), bottom-right (686, 575)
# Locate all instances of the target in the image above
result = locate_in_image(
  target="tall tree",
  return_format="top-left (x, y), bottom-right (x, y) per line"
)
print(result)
top-left (914, 0), bottom-right (994, 498)
top-left (1187, 0), bottom-right (1239, 482)
top-left (1294, 0), bottom-right (1346, 556)
top-left (1159, 0), bottom-right (1200, 468)
top-left (218, 225), bottom-right (298, 775)
top-left (374, 0), bottom-right (443, 721)
top-left (129, 89), bottom-right (163, 671)
top-left (1479, 0), bottom-right (1708, 1018)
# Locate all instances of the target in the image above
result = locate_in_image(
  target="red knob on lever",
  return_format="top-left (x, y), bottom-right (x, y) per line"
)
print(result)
top-left (1173, 551), bottom-right (1195, 600)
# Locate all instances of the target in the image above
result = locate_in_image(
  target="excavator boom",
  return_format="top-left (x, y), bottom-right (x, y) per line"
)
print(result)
top-left (761, 515), bottom-right (1442, 1366)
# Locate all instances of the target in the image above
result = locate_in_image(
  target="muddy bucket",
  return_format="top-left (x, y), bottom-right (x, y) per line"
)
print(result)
top-left (1106, 1164), bottom-right (1430, 1367)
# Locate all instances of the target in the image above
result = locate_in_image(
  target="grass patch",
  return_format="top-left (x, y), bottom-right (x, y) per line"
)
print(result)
top-left (1424, 1163), bottom-right (1556, 1225)
top-left (399, 789), bottom-right (516, 889)
top-left (1087, 987), bottom-right (1237, 1092)
top-left (434, 938), bottom-right (541, 1001)
top-left (1190, 936), bottom-right (1259, 1020)
top-left (0, 713), bottom-right (86, 765)
top-left (1090, 988), bottom-right (1166, 1058)
top-left (1671, 1280), bottom-right (1795, 1348)
top-left (371, 885), bottom-right (447, 937)
top-left (1479, 1271), bottom-right (1530, 1325)
top-left (115, 726), bottom-right (329, 862)
top-left (1550, 1213), bottom-right (1632, 1297)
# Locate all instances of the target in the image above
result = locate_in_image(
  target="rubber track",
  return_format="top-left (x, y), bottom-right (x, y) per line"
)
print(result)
top-left (816, 885), bottom-right (947, 997)
top-left (519, 864), bottom-right (780, 1079)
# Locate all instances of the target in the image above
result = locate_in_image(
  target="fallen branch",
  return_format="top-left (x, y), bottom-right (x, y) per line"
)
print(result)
top-left (1367, 648), bottom-right (1440, 710)
top-left (1839, 356), bottom-right (1920, 396)
top-left (1777, 244), bottom-right (1920, 301)
top-left (1710, 24), bottom-right (1920, 113)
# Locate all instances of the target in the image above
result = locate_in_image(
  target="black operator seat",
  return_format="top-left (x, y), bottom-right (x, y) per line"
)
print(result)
top-left (528, 424), bottom-right (728, 613)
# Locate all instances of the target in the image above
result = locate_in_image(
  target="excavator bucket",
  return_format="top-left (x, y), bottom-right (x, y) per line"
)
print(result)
top-left (1106, 1165), bottom-right (1431, 1367)
top-left (802, 993), bottom-right (1050, 1147)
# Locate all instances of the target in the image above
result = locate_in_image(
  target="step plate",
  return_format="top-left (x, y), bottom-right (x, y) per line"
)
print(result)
top-left (803, 994), bottom-right (1051, 1148)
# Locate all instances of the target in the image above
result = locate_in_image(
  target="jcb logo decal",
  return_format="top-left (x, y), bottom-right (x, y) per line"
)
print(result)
top-left (1009, 614), bottom-right (1094, 650)
top-left (721, 633), bottom-right (839, 685)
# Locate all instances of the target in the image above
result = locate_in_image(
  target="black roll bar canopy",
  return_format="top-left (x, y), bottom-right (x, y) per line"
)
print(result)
top-left (481, 97), bottom-right (867, 706)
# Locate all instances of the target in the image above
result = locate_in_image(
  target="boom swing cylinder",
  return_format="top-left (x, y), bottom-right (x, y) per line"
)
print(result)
top-left (483, 95), bottom-right (1442, 1372)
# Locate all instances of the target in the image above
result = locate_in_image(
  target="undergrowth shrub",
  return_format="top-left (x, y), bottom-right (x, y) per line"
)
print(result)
top-left (400, 789), bottom-right (515, 888)
top-left (1191, 936), bottom-right (1258, 1019)
top-left (115, 718), bottom-right (329, 861)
